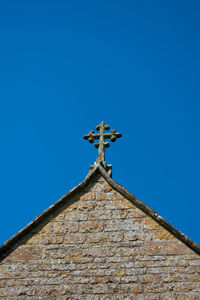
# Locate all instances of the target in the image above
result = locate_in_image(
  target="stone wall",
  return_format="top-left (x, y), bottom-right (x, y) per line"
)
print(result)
top-left (0, 175), bottom-right (200, 299)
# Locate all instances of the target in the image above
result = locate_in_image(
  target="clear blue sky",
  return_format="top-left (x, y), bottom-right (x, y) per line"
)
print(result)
top-left (1, 1), bottom-right (200, 245)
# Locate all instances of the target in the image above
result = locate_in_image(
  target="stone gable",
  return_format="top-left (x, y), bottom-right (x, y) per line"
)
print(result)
top-left (0, 172), bottom-right (200, 299)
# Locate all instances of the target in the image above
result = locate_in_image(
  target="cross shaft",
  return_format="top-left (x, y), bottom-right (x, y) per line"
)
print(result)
top-left (84, 121), bottom-right (122, 163)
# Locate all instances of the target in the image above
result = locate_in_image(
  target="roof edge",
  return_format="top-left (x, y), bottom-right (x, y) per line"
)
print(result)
top-left (97, 163), bottom-right (200, 256)
top-left (1, 162), bottom-right (200, 258)
top-left (0, 165), bottom-right (100, 257)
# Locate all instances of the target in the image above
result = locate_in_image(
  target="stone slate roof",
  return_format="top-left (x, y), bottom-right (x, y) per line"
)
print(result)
top-left (0, 162), bottom-right (200, 259)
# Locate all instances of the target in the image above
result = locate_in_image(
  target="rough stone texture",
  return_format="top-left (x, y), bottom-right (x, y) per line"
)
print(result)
top-left (0, 175), bottom-right (200, 299)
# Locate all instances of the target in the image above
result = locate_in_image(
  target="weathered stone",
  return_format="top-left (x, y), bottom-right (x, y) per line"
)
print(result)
top-left (79, 220), bottom-right (104, 232)
top-left (64, 232), bottom-right (87, 243)
top-left (40, 234), bottom-right (63, 245)
top-left (154, 228), bottom-right (176, 240)
top-left (25, 234), bottom-right (40, 245)
top-left (0, 174), bottom-right (200, 299)
top-left (145, 241), bottom-right (194, 255)
top-left (53, 221), bottom-right (79, 233)
top-left (4, 245), bottom-right (42, 261)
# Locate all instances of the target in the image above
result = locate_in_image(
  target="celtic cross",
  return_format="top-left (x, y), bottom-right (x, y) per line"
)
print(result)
top-left (84, 121), bottom-right (122, 163)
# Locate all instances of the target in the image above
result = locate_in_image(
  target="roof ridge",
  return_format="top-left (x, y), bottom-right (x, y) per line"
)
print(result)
top-left (1, 163), bottom-right (200, 259)
top-left (97, 164), bottom-right (200, 255)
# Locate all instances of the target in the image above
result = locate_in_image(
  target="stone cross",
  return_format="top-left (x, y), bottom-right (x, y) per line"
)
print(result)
top-left (84, 121), bottom-right (122, 163)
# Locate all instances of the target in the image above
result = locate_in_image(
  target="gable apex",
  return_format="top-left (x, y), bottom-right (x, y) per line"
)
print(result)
top-left (1, 162), bottom-right (200, 260)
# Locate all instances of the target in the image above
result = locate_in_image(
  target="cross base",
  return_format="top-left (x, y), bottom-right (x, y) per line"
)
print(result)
top-left (89, 164), bottom-right (112, 177)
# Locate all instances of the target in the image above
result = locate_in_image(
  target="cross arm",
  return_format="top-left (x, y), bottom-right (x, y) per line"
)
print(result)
top-left (104, 130), bottom-right (122, 142)
top-left (83, 131), bottom-right (100, 143)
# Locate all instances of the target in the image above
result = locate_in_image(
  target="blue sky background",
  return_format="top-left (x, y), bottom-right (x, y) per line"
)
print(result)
top-left (0, 0), bottom-right (200, 245)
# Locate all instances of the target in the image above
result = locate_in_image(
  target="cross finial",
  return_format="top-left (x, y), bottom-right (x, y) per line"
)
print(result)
top-left (84, 121), bottom-right (122, 164)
